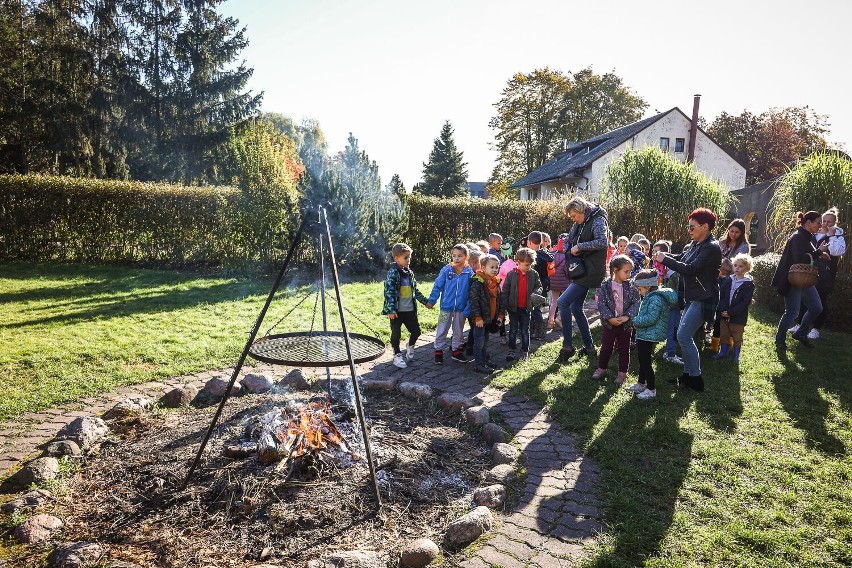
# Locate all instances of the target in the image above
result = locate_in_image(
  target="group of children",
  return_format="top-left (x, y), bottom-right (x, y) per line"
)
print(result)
top-left (382, 231), bottom-right (756, 397)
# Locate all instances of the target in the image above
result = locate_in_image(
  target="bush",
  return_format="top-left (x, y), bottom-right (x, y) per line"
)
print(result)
top-left (751, 253), bottom-right (852, 332)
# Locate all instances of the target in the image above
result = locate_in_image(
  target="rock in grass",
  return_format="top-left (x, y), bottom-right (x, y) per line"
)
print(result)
top-left (14, 457), bottom-right (60, 487)
top-left (14, 514), bottom-right (63, 544)
top-left (484, 464), bottom-right (516, 484)
top-left (56, 416), bottom-right (109, 451)
top-left (444, 506), bottom-right (493, 546)
top-left (45, 440), bottom-right (82, 458)
top-left (0, 489), bottom-right (52, 514)
top-left (159, 385), bottom-right (198, 408)
top-left (48, 541), bottom-right (105, 567)
top-left (103, 396), bottom-right (152, 420)
top-left (242, 373), bottom-right (273, 394)
top-left (361, 377), bottom-right (399, 391)
top-left (481, 423), bottom-right (509, 444)
top-left (400, 538), bottom-right (440, 567)
top-left (276, 369), bottom-right (310, 391)
top-left (204, 376), bottom-right (242, 398)
top-left (491, 443), bottom-right (518, 465)
top-left (436, 393), bottom-right (474, 413)
top-left (473, 484), bottom-right (506, 508)
top-left (398, 382), bottom-right (433, 400)
top-left (464, 406), bottom-right (490, 426)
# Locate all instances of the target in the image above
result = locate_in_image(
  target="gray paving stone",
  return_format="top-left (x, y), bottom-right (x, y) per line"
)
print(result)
top-left (486, 534), bottom-right (538, 561)
top-left (476, 546), bottom-right (526, 568)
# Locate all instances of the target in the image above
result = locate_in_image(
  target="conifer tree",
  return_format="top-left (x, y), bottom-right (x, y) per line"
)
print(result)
top-left (419, 120), bottom-right (468, 198)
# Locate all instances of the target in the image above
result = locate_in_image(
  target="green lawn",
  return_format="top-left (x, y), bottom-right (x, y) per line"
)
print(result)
top-left (1, 261), bottom-right (850, 566)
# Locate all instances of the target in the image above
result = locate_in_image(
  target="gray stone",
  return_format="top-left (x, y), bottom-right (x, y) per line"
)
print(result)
top-left (223, 442), bottom-right (257, 459)
top-left (48, 541), bottom-right (105, 567)
top-left (14, 457), bottom-right (60, 487)
top-left (14, 514), bottom-right (63, 544)
top-left (464, 406), bottom-right (490, 426)
top-left (436, 393), bottom-right (474, 413)
top-left (159, 385), bottom-right (198, 408)
top-left (473, 484), bottom-right (506, 508)
top-left (276, 369), bottom-right (310, 391)
top-left (308, 550), bottom-right (384, 568)
top-left (361, 377), bottom-right (400, 391)
top-left (56, 416), bottom-right (109, 451)
top-left (45, 440), bottom-right (82, 458)
top-left (491, 443), bottom-right (519, 465)
top-left (398, 382), bottom-right (433, 400)
top-left (481, 423), bottom-right (509, 444)
top-left (484, 464), bottom-right (516, 484)
top-left (400, 538), bottom-right (440, 567)
top-left (445, 506), bottom-right (493, 546)
top-left (103, 396), bottom-right (152, 420)
top-left (204, 376), bottom-right (242, 398)
top-left (0, 489), bottom-right (52, 514)
top-left (242, 373), bottom-right (274, 394)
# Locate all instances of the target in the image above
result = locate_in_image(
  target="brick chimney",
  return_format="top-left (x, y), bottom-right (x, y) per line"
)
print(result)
top-left (687, 94), bottom-right (700, 163)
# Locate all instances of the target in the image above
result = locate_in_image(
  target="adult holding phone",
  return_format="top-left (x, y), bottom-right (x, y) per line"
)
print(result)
top-left (556, 196), bottom-right (609, 362)
top-left (653, 208), bottom-right (722, 392)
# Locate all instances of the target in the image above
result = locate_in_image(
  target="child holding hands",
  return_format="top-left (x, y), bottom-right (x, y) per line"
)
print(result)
top-left (593, 255), bottom-right (641, 383)
top-left (468, 254), bottom-right (505, 373)
top-left (427, 244), bottom-right (474, 364)
top-left (382, 243), bottom-right (431, 368)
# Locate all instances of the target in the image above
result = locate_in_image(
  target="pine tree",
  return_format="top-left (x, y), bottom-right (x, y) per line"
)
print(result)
top-left (387, 173), bottom-right (406, 202)
top-left (419, 120), bottom-right (468, 198)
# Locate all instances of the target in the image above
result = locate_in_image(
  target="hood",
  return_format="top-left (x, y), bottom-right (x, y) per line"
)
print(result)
top-left (586, 204), bottom-right (608, 221)
top-left (649, 288), bottom-right (678, 307)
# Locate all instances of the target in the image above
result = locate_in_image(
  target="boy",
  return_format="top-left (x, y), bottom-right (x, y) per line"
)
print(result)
top-left (382, 243), bottom-right (431, 368)
top-left (468, 254), bottom-right (505, 373)
top-left (500, 247), bottom-right (541, 361)
top-left (427, 244), bottom-right (474, 364)
top-left (526, 231), bottom-right (553, 340)
top-left (488, 233), bottom-right (505, 264)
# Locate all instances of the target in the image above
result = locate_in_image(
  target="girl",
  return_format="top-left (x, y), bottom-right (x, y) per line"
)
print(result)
top-left (548, 234), bottom-right (571, 331)
top-left (714, 253), bottom-right (755, 363)
top-left (616, 235), bottom-right (629, 256)
top-left (719, 219), bottom-right (750, 259)
top-left (468, 254), bottom-right (505, 373)
top-left (593, 255), bottom-right (640, 383)
top-left (653, 241), bottom-right (684, 365)
top-left (626, 269), bottom-right (678, 399)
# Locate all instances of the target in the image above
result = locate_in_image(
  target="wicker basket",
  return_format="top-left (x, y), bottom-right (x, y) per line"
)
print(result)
top-left (787, 263), bottom-right (819, 288)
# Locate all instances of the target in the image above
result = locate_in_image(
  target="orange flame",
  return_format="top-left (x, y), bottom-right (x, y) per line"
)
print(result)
top-left (276, 399), bottom-right (347, 458)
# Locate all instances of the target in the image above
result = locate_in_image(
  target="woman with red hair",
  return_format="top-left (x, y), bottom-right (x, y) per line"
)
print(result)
top-left (654, 208), bottom-right (722, 392)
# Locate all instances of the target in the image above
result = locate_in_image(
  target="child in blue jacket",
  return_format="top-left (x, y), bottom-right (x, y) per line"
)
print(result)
top-left (427, 244), bottom-right (474, 364)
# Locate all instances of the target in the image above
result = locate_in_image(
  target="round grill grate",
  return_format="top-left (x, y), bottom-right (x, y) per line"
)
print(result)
top-left (248, 331), bottom-right (386, 367)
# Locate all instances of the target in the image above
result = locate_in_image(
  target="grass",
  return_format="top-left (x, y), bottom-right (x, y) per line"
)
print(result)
top-left (1, 261), bottom-right (850, 566)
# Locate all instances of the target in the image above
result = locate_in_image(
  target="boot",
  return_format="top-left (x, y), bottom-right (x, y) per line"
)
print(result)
top-left (686, 374), bottom-right (704, 392)
top-left (713, 344), bottom-right (730, 359)
top-left (668, 372), bottom-right (688, 385)
top-left (708, 336), bottom-right (720, 353)
top-left (732, 347), bottom-right (741, 363)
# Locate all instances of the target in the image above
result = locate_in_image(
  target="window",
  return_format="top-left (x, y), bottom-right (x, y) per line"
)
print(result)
top-left (675, 138), bottom-right (685, 153)
top-left (659, 137), bottom-right (670, 151)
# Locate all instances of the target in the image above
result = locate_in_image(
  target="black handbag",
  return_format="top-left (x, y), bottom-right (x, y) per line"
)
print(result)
top-left (567, 255), bottom-right (586, 279)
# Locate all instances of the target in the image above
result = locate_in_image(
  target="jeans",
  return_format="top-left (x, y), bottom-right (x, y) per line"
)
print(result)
top-left (508, 308), bottom-right (530, 351)
top-left (777, 285), bottom-right (822, 343)
top-left (665, 308), bottom-right (682, 357)
top-left (558, 283), bottom-right (592, 349)
top-left (473, 325), bottom-right (489, 365)
top-left (677, 301), bottom-right (705, 376)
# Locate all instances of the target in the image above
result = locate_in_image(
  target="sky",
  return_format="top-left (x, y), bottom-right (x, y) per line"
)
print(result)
top-left (219, 0), bottom-right (851, 189)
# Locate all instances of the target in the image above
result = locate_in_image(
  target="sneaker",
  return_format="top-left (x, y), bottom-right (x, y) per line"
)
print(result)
top-left (791, 332), bottom-right (815, 348)
top-left (614, 372), bottom-right (627, 384)
top-left (591, 368), bottom-right (607, 380)
top-left (789, 324), bottom-right (800, 334)
top-left (557, 347), bottom-right (575, 363)
top-left (406, 344), bottom-right (415, 361)
top-left (807, 329), bottom-right (819, 340)
top-left (625, 382), bottom-right (647, 393)
top-left (473, 364), bottom-right (493, 374)
top-left (393, 353), bottom-right (407, 368)
top-left (451, 350), bottom-right (470, 363)
top-left (581, 345), bottom-right (597, 358)
top-left (434, 350), bottom-right (444, 364)
top-left (636, 388), bottom-right (657, 399)
top-left (663, 354), bottom-right (684, 365)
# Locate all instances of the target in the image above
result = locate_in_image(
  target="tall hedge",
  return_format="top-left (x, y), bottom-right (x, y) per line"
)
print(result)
top-left (0, 174), bottom-right (244, 266)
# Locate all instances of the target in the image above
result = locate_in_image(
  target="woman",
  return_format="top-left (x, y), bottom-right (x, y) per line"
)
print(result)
top-left (654, 208), bottom-right (722, 392)
top-left (556, 196), bottom-right (609, 362)
top-left (807, 207), bottom-right (846, 338)
top-left (772, 211), bottom-right (828, 348)
top-left (719, 218), bottom-right (750, 259)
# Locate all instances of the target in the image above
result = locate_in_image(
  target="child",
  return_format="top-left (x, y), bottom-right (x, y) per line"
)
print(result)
top-left (637, 238), bottom-right (652, 264)
top-left (468, 254), bottom-right (505, 373)
top-left (427, 244), bottom-right (474, 364)
top-left (500, 247), bottom-right (541, 361)
top-left (488, 233), bottom-right (505, 264)
top-left (593, 255), bottom-right (640, 383)
top-left (625, 242), bottom-right (647, 279)
top-left (708, 257), bottom-right (734, 351)
top-left (526, 231), bottom-right (553, 340)
top-left (476, 240), bottom-right (489, 254)
top-left (548, 234), bottom-right (571, 330)
top-left (653, 241), bottom-right (684, 365)
top-left (713, 253), bottom-right (755, 363)
top-left (497, 242), bottom-right (516, 344)
top-left (616, 236), bottom-right (629, 256)
top-left (382, 243), bottom-right (432, 368)
top-left (626, 269), bottom-right (678, 399)
top-left (463, 250), bottom-right (484, 355)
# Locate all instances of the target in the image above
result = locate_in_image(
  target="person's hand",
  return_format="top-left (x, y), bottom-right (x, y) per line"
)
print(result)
top-left (475, 320), bottom-right (484, 328)
top-left (619, 316), bottom-right (630, 324)
top-left (654, 251), bottom-right (666, 263)
top-left (821, 252), bottom-right (831, 260)
top-left (721, 311), bottom-right (729, 318)
top-left (388, 313), bottom-right (396, 319)
top-left (571, 245), bottom-right (580, 256)
top-left (608, 317), bottom-right (621, 326)
top-left (426, 302), bottom-right (434, 309)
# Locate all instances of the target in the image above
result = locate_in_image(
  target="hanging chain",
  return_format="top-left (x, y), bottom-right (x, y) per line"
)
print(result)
top-left (307, 286), bottom-right (320, 337)
top-left (324, 289), bottom-right (384, 339)
top-left (263, 285), bottom-right (319, 337)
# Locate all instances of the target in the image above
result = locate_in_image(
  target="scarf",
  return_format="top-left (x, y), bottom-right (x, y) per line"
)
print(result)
top-left (477, 270), bottom-right (499, 320)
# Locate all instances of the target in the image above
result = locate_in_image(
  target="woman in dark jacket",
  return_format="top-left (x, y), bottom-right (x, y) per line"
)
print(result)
top-left (654, 208), bottom-right (722, 392)
top-left (557, 196), bottom-right (609, 362)
top-left (771, 211), bottom-right (828, 349)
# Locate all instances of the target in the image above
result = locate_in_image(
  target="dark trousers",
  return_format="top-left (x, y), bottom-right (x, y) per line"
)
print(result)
top-left (508, 308), bottom-right (530, 351)
top-left (390, 310), bottom-right (421, 354)
top-left (599, 325), bottom-right (631, 372)
top-left (637, 339), bottom-right (657, 390)
top-left (473, 325), bottom-right (490, 365)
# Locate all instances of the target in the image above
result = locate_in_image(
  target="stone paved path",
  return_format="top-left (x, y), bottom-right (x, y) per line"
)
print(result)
top-left (1, 302), bottom-right (602, 567)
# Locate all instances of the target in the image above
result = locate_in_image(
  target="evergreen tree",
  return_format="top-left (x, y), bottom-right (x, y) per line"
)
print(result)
top-left (387, 173), bottom-right (406, 202)
top-left (0, 0), bottom-right (33, 172)
top-left (419, 120), bottom-right (468, 198)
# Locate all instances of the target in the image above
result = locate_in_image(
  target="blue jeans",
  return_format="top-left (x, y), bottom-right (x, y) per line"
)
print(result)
top-left (677, 301), bottom-right (705, 376)
top-left (473, 325), bottom-right (490, 365)
top-left (776, 285), bottom-right (822, 343)
top-left (665, 308), bottom-right (682, 357)
top-left (508, 308), bottom-right (530, 351)
top-left (558, 283), bottom-right (592, 349)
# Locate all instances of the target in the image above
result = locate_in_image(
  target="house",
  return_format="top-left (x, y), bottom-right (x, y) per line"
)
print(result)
top-left (511, 96), bottom-right (746, 200)
top-left (466, 182), bottom-right (487, 199)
